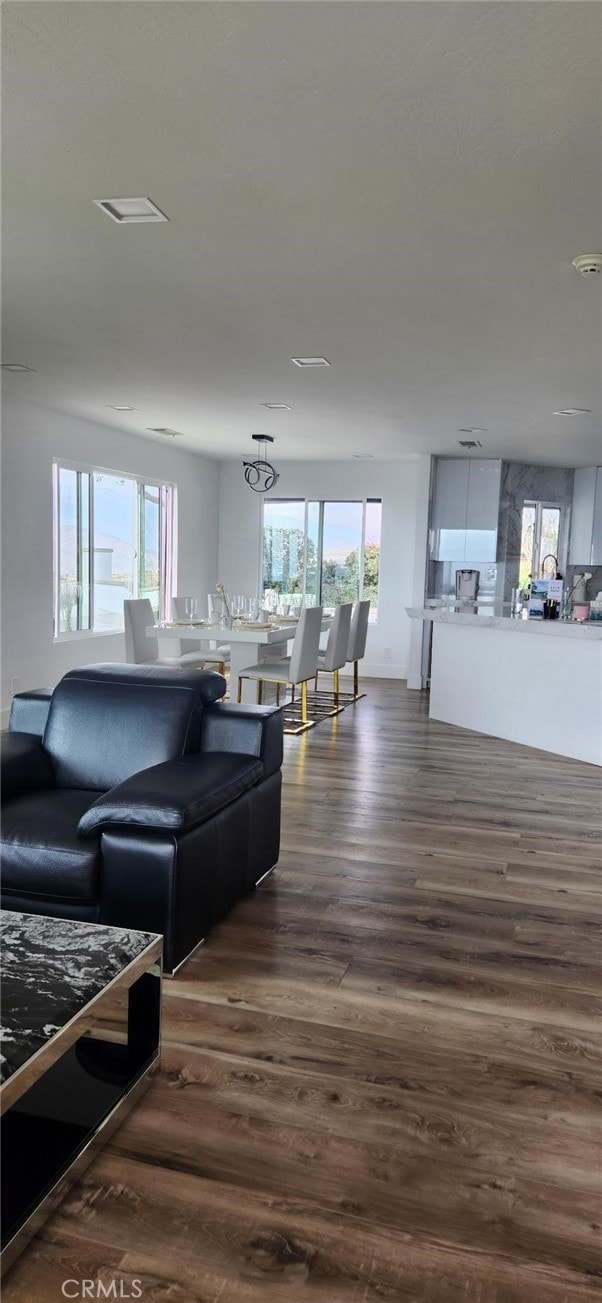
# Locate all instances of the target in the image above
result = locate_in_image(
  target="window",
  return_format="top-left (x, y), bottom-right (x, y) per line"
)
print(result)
top-left (262, 498), bottom-right (382, 618)
top-left (519, 500), bottom-right (567, 588)
top-left (53, 462), bottom-right (175, 636)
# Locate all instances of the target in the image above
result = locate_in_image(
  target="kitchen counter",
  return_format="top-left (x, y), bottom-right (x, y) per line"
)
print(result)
top-left (407, 605), bottom-right (602, 639)
top-left (406, 606), bottom-right (602, 766)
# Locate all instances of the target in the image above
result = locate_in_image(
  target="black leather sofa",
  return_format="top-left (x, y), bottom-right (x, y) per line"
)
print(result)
top-left (1, 663), bottom-right (283, 973)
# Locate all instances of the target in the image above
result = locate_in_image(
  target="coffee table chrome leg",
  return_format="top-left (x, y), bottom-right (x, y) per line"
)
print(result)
top-left (1, 956), bottom-right (161, 1277)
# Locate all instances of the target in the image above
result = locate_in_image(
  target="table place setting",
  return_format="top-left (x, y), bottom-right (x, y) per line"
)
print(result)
top-left (168, 619), bottom-right (211, 628)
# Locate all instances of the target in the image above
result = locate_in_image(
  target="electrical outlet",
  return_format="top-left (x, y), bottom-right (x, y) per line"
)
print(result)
top-left (10, 676), bottom-right (20, 694)
top-left (383, 647), bottom-right (392, 660)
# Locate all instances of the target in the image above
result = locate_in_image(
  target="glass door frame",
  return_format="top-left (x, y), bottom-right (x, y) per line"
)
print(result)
top-left (259, 497), bottom-right (374, 607)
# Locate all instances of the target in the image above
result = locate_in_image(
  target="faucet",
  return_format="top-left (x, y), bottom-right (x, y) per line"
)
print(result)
top-left (540, 554), bottom-right (558, 578)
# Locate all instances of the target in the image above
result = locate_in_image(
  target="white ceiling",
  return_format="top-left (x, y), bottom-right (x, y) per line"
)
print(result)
top-left (2, 1), bottom-right (601, 465)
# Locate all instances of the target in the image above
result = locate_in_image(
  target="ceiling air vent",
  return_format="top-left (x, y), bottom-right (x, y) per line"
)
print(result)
top-left (458, 439), bottom-right (482, 449)
top-left (147, 427), bottom-right (184, 438)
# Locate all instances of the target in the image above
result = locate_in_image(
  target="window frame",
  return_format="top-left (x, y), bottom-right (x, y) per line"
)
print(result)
top-left (519, 499), bottom-right (569, 587)
top-left (53, 458), bottom-right (176, 641)
top-left (260, 496), bottom-right (382, 619)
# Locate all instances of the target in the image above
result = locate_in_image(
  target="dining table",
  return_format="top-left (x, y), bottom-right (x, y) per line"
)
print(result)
top-left (148, 616), bottom-right (331, 703)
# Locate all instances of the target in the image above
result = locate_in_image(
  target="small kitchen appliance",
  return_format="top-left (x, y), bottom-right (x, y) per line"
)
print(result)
top-left (455, 569), bottom-right (480, 601)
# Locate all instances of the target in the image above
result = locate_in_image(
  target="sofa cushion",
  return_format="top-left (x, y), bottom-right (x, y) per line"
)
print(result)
top-left (1, 732), bottom-right (55, 799)
top-left (43, 676), bottom-right (204, 791)
top-left (78, 752), bottom-right (263, 836)
top-left (1, 790), bottom-right (102, 903)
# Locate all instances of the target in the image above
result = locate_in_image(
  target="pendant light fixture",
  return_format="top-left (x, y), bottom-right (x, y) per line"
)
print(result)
top-left (243, 434), bottom-right (279, 493)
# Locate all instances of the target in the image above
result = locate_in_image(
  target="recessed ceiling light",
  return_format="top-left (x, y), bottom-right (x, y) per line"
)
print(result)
top-left (1, 363), bottom-right (36, 372)
top-left (353, 454), bottom-right (374, 459)
top-left (458, 427), bottom-right (487, 434)
top-left (552, 408), bottom-right (591, 416)
top-left (94, 197), bottom-right (169, 224)
top-left (147, 427), bottom-right (184, 438)
top-left (261, 403), bottom-right (292, 410)
top-left (107, 405), bottom-right (137, 412)
top-left (291, 357), bottom-right (330, 367)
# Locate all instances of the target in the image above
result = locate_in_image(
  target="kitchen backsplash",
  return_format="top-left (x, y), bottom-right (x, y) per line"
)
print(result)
top-left (497, 462), bottom-right (574, 602)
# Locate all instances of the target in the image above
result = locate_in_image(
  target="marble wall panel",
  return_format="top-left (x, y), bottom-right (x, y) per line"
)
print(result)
top-left (498, 462), bottom-right (574, 600)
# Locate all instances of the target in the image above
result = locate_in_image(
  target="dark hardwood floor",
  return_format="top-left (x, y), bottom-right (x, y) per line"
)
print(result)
top-left (5, 682), bottom-right (602, 1302)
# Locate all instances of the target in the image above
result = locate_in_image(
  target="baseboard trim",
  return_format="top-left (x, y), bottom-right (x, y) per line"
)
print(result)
top-left (338, 663), bottom-right (408, 681)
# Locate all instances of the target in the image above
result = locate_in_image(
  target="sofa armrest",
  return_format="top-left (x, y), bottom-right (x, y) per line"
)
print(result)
top-left (1, 731), bottom-right (55, 799)
top-left (9, 688), bottom-right (53, 738)
top-left (200, 702), bottom-right (283, 778)
top-left (78, 751), bottom-right (263, 837)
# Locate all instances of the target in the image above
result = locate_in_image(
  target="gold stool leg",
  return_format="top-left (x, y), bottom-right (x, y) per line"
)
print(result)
top-left (354, 660), bottom-right (359, 698)
top-left (257, 679), bottom-right (264, 705)
top-left (237, 677), bottom-right (243, 703)
top-left (218, 661), bottom-right (225, 676)
top-left (276, 684), bottom-right (281, 705)
top-left (301, 680), bottom-right (308, 724)
top-left (334, 668), bottom-right (340, 709)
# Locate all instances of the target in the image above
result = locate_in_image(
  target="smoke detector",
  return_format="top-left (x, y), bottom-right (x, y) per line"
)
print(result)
top-left (572, 254), bottom-right (602, 277)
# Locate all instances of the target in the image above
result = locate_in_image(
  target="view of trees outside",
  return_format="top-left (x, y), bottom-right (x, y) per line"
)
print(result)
top-left (519, 502), bottom-right (562, 588)
top-left (320, 500), bottom-right (363, 607)
top-left (262, 498), bottom-right (382, 616)
top-left (262, 500), bottom-right (305, 601)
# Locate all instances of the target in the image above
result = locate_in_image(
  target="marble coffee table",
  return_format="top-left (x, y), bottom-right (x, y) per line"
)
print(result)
top-left (0, 911), bottom-right (162, 1275)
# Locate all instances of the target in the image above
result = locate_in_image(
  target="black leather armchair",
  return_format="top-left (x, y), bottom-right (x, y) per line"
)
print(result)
top-left (1, 664), bottom-right (283, 973)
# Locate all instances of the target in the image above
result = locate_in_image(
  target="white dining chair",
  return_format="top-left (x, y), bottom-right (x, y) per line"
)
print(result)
top-left (123, 598), bottom-right (222, 672)
top-left (346, 599), bottom-right (371, 699)
top-left (313, 603), bottom-right (353, 713)
top-left (172, 597), bottom-right (229, 673)
top-left (236, 606), bottom-right (324, 734)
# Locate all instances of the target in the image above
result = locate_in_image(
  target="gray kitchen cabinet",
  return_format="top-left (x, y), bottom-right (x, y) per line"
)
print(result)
top-left (430, 458), bottom-right (470, 561)
top-left (430, 457), bottom-right (500, 563)
top-left (592, 467), bottom-right (602, 564)
top-left (569, 466), bottom-right (602, 564)
top-left (465, 460), bottom-right (500, 563)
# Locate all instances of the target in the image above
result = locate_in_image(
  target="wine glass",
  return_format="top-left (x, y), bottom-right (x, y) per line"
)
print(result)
top-left (184, 596), bottom-right (198, 625)
top-left (231, 594), bottom-right (244, 622)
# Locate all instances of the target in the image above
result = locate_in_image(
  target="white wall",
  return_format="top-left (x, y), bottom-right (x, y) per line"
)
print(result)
top-left (1, 394), bottom-right (219, 711)
top-left (217, 457), bottom-right (424, 679)
top-left (407, 454), bottom-right (434, 689)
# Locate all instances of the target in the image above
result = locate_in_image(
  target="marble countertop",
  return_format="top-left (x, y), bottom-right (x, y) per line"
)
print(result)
top-left (406, 606), bottom-right (602, 639)
top-left (0, 912), bottom-right (160, 1085)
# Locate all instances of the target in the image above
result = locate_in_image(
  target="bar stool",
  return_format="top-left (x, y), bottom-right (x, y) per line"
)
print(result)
top-left (313, 603), bottom-right (353, 714)
top-left (237, 606), bottom-right (323, 735)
